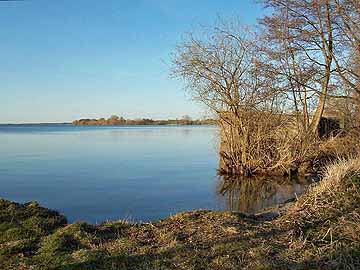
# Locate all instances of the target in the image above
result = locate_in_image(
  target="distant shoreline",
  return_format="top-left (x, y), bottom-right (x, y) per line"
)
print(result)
top-left (72, 116), bottom-right (217, 126)
top-left (0, 123), bottom-right (72, 126)
top-left (0, 122), bottom-right (218, 126)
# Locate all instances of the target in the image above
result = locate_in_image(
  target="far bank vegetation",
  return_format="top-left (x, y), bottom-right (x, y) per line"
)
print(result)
top-left (73, 115), bottom-right (216, 126)
top-left (172, 0), bottom-right (360, 176)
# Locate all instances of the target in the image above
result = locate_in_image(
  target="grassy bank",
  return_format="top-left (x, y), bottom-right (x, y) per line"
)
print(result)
top-left (1, 159), bottom-right (359, 270)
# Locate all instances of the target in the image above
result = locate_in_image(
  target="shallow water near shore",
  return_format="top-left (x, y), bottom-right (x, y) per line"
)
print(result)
top-left (0, 124), bottom-right (312, 223)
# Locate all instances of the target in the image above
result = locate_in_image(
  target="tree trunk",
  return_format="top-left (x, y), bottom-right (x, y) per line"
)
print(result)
top-left (309, 73), bottom-right (330, 136)
top-left (309, 0), bottom-right (333, 136)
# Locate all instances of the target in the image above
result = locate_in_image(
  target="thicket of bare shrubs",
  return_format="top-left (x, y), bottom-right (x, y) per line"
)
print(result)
top-left (172, 0), bottom-right (360, 176)
top-left (218, 112), bottom-right (315, 175)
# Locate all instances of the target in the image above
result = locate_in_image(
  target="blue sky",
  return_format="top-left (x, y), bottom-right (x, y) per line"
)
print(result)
top-left (0, 0), bottom-right (266, 123)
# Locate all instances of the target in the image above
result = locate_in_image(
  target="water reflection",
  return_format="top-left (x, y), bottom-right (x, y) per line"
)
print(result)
top-left (217, 175), bottom-right (313, 214)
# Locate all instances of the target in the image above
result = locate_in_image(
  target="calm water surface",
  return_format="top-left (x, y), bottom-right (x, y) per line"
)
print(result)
top-left (0, 124), bottom-right (312, 223)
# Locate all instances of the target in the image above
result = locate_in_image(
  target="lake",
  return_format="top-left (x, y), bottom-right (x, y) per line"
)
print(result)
top-left (0, 124), bottom-right (312, 223)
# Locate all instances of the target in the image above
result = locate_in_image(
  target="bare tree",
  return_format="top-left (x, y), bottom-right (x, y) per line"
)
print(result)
top-left (171, 23), bottom-right (280, 114)
top-left (171, 23), bottom-right (297, 175)
top-left (261, 0), bottom-right (339, 135)
top-left (182, 115), bottom-right (192, 121)
top-left (332, 0), bottom-right (360, 102)
top-left (172, 4), bottom-right (360, 175)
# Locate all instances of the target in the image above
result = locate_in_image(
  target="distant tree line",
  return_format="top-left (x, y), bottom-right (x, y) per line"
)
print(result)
top-left (72, 115), bottom-right (216, 126)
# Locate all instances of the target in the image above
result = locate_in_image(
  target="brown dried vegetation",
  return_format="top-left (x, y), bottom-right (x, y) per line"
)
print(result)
top-left (172, 0), bottom-right (360, 176)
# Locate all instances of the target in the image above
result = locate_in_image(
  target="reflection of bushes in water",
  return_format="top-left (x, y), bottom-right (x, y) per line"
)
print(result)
top-left (217, 175), bottom-right (311, 214)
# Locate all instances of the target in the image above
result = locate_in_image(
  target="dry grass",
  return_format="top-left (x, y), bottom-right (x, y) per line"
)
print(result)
top-left (319, 129), bottom-right (360, 159)
top-left (277, 157), bottom-right (360, 269)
